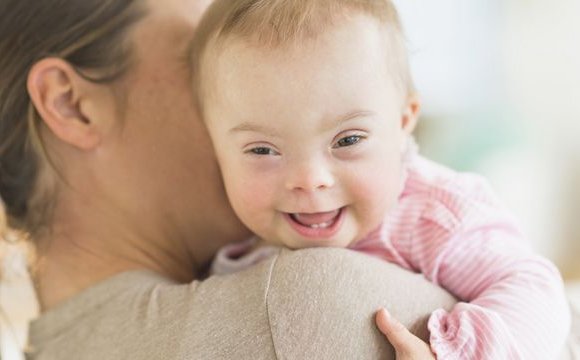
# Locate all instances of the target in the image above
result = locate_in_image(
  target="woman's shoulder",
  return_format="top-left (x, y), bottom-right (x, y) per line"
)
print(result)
top-left (27, 261), bottom-right (278, 360)
top-left (266, 248), bottom-right (455, 358)
top-left (28, 249), bottom-right (455, 360)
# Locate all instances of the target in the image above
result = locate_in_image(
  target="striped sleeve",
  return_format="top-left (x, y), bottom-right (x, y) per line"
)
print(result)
top-left (359, 157), bottom-right (571, 359)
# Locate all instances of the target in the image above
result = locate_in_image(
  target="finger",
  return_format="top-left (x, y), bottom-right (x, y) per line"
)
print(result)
top-left (375, 308), bottom-right (414, 351)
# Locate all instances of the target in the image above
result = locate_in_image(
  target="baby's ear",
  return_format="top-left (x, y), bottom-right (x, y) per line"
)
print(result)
top-left (401, 94), bottom-right (421, 135)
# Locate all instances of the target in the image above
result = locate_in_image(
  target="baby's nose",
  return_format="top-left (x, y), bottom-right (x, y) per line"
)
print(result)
top-left (285, 161), bottom-right (335, 192)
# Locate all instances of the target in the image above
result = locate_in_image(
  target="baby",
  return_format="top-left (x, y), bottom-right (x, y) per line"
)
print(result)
top-left (191, 0), bottom-right (570, 357)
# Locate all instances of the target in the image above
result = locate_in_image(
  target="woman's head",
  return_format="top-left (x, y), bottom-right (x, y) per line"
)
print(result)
top-left (0, 0), bottom-right (145, 235)
top-left (2, 0), bottom-right (250, 285)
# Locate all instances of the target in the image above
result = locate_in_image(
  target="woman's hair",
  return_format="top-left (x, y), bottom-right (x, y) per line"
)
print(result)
top-left (192, 0), bottom-right (415, 115)
top-left (0, 0), bottom-right (146, 240)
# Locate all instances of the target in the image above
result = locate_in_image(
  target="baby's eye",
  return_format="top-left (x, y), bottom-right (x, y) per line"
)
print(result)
top-left (247, 147), bottom-right (279, 156)
top-left (334, 135), bottom-right (363, 148)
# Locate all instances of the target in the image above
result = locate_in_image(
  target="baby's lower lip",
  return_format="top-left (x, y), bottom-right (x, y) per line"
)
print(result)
top-left (283, 207), bottom-right (345, 239)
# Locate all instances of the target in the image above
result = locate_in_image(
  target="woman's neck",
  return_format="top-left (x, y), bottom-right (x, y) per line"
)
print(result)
top-left (32, 208), bottom-right (200, 311)
top-left (33, 215), bottom-right (251, 311)
top-left (32, 181), bottom-right (251, 311)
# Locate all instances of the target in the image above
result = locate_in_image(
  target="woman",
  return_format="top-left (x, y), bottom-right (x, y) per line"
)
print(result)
top-left (0, 0), bottom-right (455, 358)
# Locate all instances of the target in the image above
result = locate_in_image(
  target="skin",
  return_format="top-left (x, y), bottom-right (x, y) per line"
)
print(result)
top-left (376, 309), bottom-right (436, 359)
top-left (202, 13), bottom-right (433, 357)
top-left (28, 0), bottom-right (248, 311)
top-left (203, 15), bottom-right (419, 251)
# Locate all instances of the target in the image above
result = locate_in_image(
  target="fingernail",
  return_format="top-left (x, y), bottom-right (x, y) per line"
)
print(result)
top-left (381, 308), bottom-right (390, 319)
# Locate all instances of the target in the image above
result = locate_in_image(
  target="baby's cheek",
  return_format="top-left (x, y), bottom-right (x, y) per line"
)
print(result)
top-left (227, 177), bottom-right (275, 231)
top-left (351, 162), bottom-right (402, 229)
top-left (230, 179), bottom-right (265, 210)
top-left (359, 175), bottom-right (398, 211)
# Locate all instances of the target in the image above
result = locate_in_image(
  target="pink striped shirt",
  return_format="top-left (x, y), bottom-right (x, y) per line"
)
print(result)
top-left (212, 155), bottom-right (571, 358)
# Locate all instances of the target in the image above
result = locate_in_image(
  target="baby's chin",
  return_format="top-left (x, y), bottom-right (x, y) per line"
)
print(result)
top-left (269, 232), bottom-right (358, 250)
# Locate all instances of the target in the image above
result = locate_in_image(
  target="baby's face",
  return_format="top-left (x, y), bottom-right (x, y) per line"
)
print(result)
top-left (203, 15), bottom-right (418, 249)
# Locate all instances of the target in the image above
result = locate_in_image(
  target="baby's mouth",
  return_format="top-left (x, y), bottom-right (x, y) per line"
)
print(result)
top-left (289, 208), bottom-right (342, 229)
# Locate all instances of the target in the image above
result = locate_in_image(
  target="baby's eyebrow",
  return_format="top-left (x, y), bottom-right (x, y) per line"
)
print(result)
top-left (229, 111), bottom-right (375, 136)
top-left (229, 123), bottom-right (280, 138)
top-left (335, 110), bottom-right (376, 125)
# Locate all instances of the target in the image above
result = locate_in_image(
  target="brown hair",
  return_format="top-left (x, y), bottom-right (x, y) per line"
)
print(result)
top-left (0, 0), bottom-right (146, 240)
top-left (192, 0), bottom-right (415, 115)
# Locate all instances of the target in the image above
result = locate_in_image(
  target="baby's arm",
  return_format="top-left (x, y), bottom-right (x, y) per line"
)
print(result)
top-left (424, 226), bottom-right (569, 358)
top-left (394, 177), bottom-right (571, 358)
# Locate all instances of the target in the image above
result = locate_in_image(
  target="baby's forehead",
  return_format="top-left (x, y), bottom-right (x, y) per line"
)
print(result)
top-left (203, 42), bottom-right (406, 122)
top-left (192, 0), bottom-right (414, 113)
top-left (202, 20), bottom-right (408, 98)
top-left (209, 11), bottom-right (393, 54)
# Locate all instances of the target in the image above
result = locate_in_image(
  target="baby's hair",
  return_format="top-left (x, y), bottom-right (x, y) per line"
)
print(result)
top-left (191, 0), bottom-right (415, 116)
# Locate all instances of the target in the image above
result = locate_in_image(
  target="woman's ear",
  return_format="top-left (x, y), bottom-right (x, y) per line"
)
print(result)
top-left (27, 58), bottom-right (111, 151)
top-left (401, 94), bottom-right (421, 135)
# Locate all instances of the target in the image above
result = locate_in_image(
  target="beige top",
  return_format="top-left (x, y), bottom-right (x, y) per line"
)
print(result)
top-left (27, 248), bottom-right (456, 360)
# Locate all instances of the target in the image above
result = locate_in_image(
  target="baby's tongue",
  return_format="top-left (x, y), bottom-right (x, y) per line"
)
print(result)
top-left (292, 209), bottom-right (340, 226)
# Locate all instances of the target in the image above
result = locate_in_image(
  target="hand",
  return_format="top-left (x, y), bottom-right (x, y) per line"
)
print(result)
top-left (375, 308), bottom-right (436, 360)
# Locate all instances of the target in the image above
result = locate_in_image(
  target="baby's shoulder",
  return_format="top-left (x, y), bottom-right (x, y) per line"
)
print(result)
top-left (402, 156), bottom-right (509, 232)
top-left (407, 156), bottom-right (498, 205)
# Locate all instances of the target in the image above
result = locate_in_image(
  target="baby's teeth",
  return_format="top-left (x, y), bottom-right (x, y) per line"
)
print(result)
top-left (308, 221), bottom-right (332, 229)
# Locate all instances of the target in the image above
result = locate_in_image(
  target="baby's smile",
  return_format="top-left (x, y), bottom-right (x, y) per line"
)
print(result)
top-left (290, 209), bottom-right (342, 229)
top-left (283, 207), bottom-right (346, 240)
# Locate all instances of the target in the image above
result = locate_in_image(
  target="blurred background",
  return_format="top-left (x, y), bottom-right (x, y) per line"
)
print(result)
top-left (2, 0), bottom-right (580, 358)
top-left (393, 0), bottom-right (580, 279)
